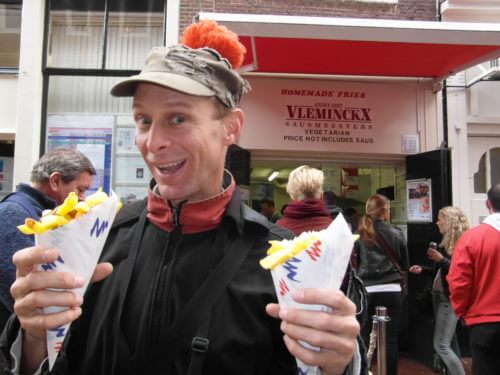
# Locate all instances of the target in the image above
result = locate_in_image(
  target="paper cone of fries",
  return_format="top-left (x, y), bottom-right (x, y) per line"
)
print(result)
top-left (260, 214), bottom-right (355, 375)
top-left (31, 191), bottom-right (120, 369)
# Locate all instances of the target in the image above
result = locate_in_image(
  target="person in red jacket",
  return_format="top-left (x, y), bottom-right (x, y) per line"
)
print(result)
top-left (447, 183), bottom-right (500, 375)
top-left (277, 165), bottom-right (332, 235)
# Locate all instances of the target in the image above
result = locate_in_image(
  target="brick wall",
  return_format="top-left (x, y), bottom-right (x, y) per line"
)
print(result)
top-left (180, 0), bottom-right (437, 30)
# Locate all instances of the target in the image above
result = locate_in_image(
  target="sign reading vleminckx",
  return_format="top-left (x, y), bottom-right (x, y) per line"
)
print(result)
top-left (240, 77), bottom-right (423, 155)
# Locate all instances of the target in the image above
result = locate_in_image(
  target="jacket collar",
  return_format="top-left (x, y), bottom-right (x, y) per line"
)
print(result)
top-left (283, 198), bottom-right (330, 218)
top-left (16, 183), bottom-right (56, 211)
top-left (112, 170), bottom-right (273, 236)
top-left (147, 170), bottom-right (243, 234)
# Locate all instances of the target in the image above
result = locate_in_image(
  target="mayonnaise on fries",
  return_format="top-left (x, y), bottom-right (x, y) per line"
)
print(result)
top-left (17, 189), bottom-right (122, 235)
top-left (260, 233), bottom-right (359, 270)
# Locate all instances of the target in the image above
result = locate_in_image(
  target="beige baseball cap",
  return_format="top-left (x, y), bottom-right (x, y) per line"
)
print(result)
top-left (111, 45), bottom-right (249, 109)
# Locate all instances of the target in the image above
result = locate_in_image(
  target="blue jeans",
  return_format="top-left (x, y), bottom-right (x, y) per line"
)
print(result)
top-left (432, 291), bottom-right (466, 375)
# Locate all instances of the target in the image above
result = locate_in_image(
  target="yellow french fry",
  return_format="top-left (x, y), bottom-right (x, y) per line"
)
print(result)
top-left (55, 192), bottom-right (78, 216)
top-left (74, 201), bottom-right (90, 218)
top-left (85, 189), bottom-right (108, 208)
top-left (266, 241), bottom-right (285, 255)
top-left (17, 187), bottom-right (118, 236)
top-left (40, 214), bottom-right (69, 229)
top-left (17, 218), bottom-right (47, 235)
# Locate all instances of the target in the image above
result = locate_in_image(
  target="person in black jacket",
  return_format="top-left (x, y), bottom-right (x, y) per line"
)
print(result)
top-left (1, 20), bottom-right (364, 375)
top-left (409, 206), bottom-right (469, 375)
top-left (354, 194), bottom-right (408, 375)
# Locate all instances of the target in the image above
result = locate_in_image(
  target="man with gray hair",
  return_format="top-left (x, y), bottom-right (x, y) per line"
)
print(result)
top-left (0, 148), bottom-right (95, 331)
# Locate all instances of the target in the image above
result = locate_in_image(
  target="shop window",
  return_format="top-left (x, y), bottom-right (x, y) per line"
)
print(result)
top-left (0, 140), bottom-right (14, 197)
top-left (46, 75), bottom-right (145, 198)
top-left (47, 0), bottom-right (164, 70)
top-left (0, 1), bottom-right (22, 69)
top-left (473, 147), bottom-right (500, 193)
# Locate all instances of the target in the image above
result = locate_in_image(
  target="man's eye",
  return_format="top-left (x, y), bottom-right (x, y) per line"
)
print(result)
top-left (171, 115), bottom-right (186, 125)
top-left (135, 116), bottom-right (152, 126)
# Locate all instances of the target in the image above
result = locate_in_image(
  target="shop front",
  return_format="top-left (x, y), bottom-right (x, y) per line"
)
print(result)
top-left (207, 13), bottom-right (500, 363)
top-left (10, 3), bottom-right (500, 366)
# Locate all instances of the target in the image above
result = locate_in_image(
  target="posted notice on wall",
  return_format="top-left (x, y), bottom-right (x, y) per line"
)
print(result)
top-left (406, 179), bottom-right (432, 222)
top-left (46, 115), bottom-right (113, 194)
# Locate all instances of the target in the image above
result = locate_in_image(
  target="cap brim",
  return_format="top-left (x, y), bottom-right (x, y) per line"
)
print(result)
top-left (110, 72), bottom-right (216, 97)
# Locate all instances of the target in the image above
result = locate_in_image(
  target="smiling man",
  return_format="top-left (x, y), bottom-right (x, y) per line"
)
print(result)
top-left (1, 21), bottom-right (363, 375)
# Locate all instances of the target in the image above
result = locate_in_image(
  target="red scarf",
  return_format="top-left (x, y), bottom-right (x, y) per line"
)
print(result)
top-left (147, 179), bottom-right (235, 234)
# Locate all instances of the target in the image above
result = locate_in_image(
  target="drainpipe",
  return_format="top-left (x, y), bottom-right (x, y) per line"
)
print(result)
top-left (436, 0), bottom-right (448, 148)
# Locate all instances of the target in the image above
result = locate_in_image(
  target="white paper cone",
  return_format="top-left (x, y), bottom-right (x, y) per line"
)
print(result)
top-left (269, 214), bottom-right (354, 375)
top-left (35, 191), bottom-right (120, 369)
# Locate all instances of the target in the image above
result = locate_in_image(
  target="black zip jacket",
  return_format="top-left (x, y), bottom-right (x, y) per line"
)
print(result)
top-left (419, 247), bottom-right (452, 298)
top-left (1, 189), bottom-right (367, 374)
top-left (354, 220), bottom-right (409, 287)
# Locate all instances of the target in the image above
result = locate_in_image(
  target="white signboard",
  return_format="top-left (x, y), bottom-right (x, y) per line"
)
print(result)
top-left (406, 179), bottom-right (432, 222)
top-left (240, 77), bottom-right (420, 154)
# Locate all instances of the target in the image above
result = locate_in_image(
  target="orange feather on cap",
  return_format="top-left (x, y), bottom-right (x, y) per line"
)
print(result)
top-left (180, 20), bottom-right (246, 69)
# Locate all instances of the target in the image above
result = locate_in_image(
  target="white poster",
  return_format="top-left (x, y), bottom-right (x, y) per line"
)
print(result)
top-left (113, 156), bottom-right (151, 184)
top-left (406, 179), bottom-right (432, 222)
top-left (115, 127), bottom-right (137, 153)
top-left (46, 115), bottom-right (113, 194)
top-left (322, 166), bottom-right (341, 196)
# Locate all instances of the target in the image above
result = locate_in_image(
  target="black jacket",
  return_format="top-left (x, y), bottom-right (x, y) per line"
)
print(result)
top-left (419, 247), bottom-right (452, 298)
top-left (354, 220), bottom-right (409, 287)
top-left (1, 190), bottom-right (367, 374)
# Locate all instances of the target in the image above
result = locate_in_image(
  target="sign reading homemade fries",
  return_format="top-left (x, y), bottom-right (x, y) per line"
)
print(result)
top-left (17, 189), bottom-right (121, 369)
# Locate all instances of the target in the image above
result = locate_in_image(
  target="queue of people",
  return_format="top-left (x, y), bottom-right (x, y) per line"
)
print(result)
top-left (262, 176), bottom-right (500, 375)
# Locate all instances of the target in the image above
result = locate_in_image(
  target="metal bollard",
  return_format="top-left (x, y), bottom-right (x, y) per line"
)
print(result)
top-left (372, 306), bottom-right (391, 375)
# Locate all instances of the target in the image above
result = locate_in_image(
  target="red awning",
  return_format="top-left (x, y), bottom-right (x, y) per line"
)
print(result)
top-left (197, 13), bottom-right (500, 84)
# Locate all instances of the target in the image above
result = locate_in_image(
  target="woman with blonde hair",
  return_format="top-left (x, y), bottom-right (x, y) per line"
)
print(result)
top-left (277, 165), bottom-right (332, 235)
top-left (409, 206), bottom-right (470, 375)
top-left (355, 194), bottom-right (409, 375)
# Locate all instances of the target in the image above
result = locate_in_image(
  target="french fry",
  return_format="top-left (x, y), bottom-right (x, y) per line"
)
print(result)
top-left (17, 189), bottom-right (121, 236)
top-left (55, 192), bottom-right (78, 216)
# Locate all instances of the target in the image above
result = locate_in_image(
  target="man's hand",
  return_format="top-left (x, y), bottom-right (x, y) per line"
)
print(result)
top-left (409, 265), bottom-right (422, 274)
top-left (10, 245), bottom-right (113, 374)
top-left (266, 288), bottom-right (360, 375)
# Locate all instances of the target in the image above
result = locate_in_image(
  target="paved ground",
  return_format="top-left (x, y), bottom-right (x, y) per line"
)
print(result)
top-left (0, 349), bottom-right (472, 374)
top-left (370, 352), bottom-right (472, 375)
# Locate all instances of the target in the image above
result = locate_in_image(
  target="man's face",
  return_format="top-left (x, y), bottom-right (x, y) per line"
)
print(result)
top-left (132, 83), bottom-right (242, 204)
top-left (52, 171), bottom-right (93, 204)
top-left (260, 203), bottom-right (274, 218)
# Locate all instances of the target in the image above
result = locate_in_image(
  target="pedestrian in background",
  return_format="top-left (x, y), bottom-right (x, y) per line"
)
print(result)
top-left (409, 206), bottom-right (469, 375)
top-left (277, 165), bottom-right (332, 235)
top-left (260, 196), bottom-right (281, 223)
top-left (0, 148), bottom-right (95, 331)
top-left (355, 194), bottom-right (409, 375)
top-left (447, 184), bottom-right (500, 375)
